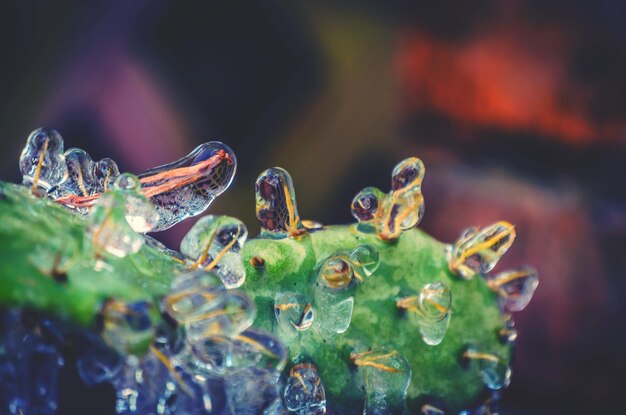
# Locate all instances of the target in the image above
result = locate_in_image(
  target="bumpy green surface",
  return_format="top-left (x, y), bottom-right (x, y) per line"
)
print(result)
top-left (0, 181), bottom-right (510, 413)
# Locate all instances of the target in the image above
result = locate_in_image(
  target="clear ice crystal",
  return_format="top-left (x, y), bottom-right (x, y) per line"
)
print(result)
top-left (55, 148), bottom-right (97, 198)
top-left (488, 266), bottom-right (539, 312)
top-left (314, 255), bottom-right (357, 335)
top-left (190, 335), bottom-right (234, 375)
top-left (448, 222), bottom-right (516, 280)
top-left (283, 363), bottom-right (326, 415)
top-left (463, 347), bottom-right (511, 390)
top-left (255, 167), bottom-right (305, 237)
top-left (100, 300), bottom-right (155, 355)
top-left (138, 142), bottom-right (237, 232)
top-left (225, 367), bottom-right (281, 415)
top-left (396, 282), bottom-right (452, 345)
top-left (232, 328), bottom-right (288, 371)
top-left (349, 244), bottom-right (380, 280)
top-left (351, 348), bottom-right (412, 415)
top-left (115, 173), bottom-right (160, 233)
top-left (93, 157), bottom-right (120, 193)
top-left (351, 186), bottom-right (383, 225)
top-left (19, 128), bottom-right (68, 193)
top-left (181, 215), bottom-right (248, 288)
top-left (274, 292), bottom-right (315, 337)
top-left (164, 270), bottom-right (226, 323)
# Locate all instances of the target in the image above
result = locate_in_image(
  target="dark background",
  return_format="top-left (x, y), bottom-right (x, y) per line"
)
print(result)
top-left (1, 1), bottom-right (625, 413)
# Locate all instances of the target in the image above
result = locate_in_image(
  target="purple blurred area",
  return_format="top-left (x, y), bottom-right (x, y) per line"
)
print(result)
top-left (1, 1), bottom-right (625, 413)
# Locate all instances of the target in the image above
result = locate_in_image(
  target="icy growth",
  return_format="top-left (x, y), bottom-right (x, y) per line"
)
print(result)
top-left (396, 282), bottom-right (452, 346)
top-left (351, 348), bottom-right (412, 415)
top-left (349, 244), bottom-right (380, 280)
top-left (139, 142), bottom-right (236, 232)
top-left (463, 347), bottom-right (511, 390)
top-left (283, 363), bottom-right (326, 415)
top-left (181, 215), bottom-right (248, 288)
top-left (351, 186), bottom-right (383, 226)
top-left (100, 300), bottom-right (155, 355)
top-left (314, 255), bottom-right (357, 335)
top-left (274, 292), bottom-right (315, 337)
top-left (163, 270), bottom-right (226, 323)
top-left (448, 222), bottom-right (516, 280)
top-left (19, 128), bottom-right (68, 193)
top-left (255, 167), bottom-right (304, 237)
top-left (488, 266), bottom-right (539, 312)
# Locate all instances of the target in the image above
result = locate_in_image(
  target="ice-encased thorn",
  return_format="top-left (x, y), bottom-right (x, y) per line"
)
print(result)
top-left (88, 174), bottom-right (153, 257)
top-left (19, 128), bottom-right (68, 193)
top-left (274, 292), bottom-right (315, 337)
top-left (421, 404), bottom-right (446, 414)
top-left (100, 299), bottom-right (156, 355)
top-left (232, 327), bottom-right (288, 371)
top-left (375, 189), bottom-right (424, 241)
top-left (498, 315), bottom-right (517, 345)
top-left (93, 157), bottom-right (120, 193)
top-left (351, 186), bottom-right (384, 226)
top-left (225, 367), bottom-right (281, 415)
top-left (487, 266), bottom-right (539, 312)
top-left (313, 255), bottom-right (357, 335)
top-left (448, 221), bottom-right (516, 280)
top-left (180, 215), bottom-right (248, 288)
top-left (138, 141), bottom-right (237, 232)
top-left (163, 270), bottom-right (226, 323)
top-left (390, 157), bottom-right (425, 193)
top-left (283, 363), bottom-right (327, 415)
top-left (185, 289), bottom-right (257, 343)
top-left (462, 347), bottom-right (511, 390)
top-left (55, 148), bottom-right (96, 199)
top-left (255, 167), bottom-right (305, 238)
top-left (351, 348), bottom-right (412, 415)
top-left (349, 244), bottom-right (380, 280)
top-left (396, 282), bottom-right (452, 346)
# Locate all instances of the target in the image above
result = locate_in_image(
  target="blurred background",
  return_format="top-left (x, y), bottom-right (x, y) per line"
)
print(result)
top-left (1, 1), bottom-right (625, 413)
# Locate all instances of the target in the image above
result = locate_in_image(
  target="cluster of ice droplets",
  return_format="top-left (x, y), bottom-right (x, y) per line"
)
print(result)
top-left (351, 157), bottom-right (425, 241)
top-left (18, 129), bottom-right (237, 232)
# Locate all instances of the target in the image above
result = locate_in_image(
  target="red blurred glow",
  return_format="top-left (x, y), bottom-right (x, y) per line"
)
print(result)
top-left (396, 29), bottom-right (624, 143)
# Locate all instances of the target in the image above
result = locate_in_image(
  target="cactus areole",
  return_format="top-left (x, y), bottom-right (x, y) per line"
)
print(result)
top-left (0, 129), bottom-right (538, 414)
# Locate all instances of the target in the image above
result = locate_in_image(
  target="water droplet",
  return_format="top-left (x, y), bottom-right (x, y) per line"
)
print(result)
top-left (498, 315), bottom-right (517, 345)
top-left (185, 290), bottom-right (257, 343)
top-left (463, 347), bottom-right (511, 390)
top-left (113, 174), bottom-right (160, 233)
top-left (351, 348), bottom-right (412, 415)
top-left (190, 335), bottom-right (233, 375)
top-left (314, 255), bottom-right (357, 335)
top-left (274, 292), bottom-right (315, 336)
top-left (180, 215), bottom-right (248, 288)
top-left (19, 128), bottom-right (68, 193)
top-left (55, 148), bottom-right (96, 199)
top-left (101, 300), bottom-right (155, 355)
top-left (391, 157), bottom-right (425, 192)
top-left (375, 190), bottom-right (425, 240)
top-left (283, 363), bottom-right (326, 414)
top-left (488, 267), bottom-right (538, 312)
top-left (349, 244), bottom-right (380, 280)
top-left (317, 255), bottom-right (354, 289)
top-left (448, 222), bottom-right (516, 280)
top-left (163, 270), bottom-right (226, 323)
top-left (396, 282), bottom-right (452, 345)
top-left (138, 142), bottom-right (237, 232)
top-left (255, 167), bottom-right (305, 237)
top-left (93, 157), bottom-right (120, 193)
top-left (232, 327), bottom-right (288, 371)
top-left (225, 367), bottom-right (281, 415)
top-left (351, 186), bottom-right (384, 225)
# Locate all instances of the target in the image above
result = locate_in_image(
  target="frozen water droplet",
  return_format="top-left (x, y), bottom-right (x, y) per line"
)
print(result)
top-left (190, 335), bottom-right (234, 375)
top-left (351, 348), bottom-right (412, 415)
top-left (314, 255), bottom-right (357, 335)
top-left (463, 347), bottom-right (511, 390)
top-left (56, 148), bottom-right (96, 199)
top-left (101, 300), bottom-right (155, 355)
top-left (396, 282), bottom-right (451, 345)
top-left (232, 327), bottom-right (288, 371)
top-left (488, 267), bottom-right (538, 312)
top-left (448, 222), bottom-right (516, 279)
top-left (93, 157), bottom-right (120, 193)
top-left (391, 157), bottom-right (424, 192)
top-left (351, 186), bottom-right (384, 225)
top-left (375, 189), bottom-right (425, 240)
top-left (225, 367), bottom-right (281, 415)
top-left (283, 363), bottom-right (326, 415)
top-left (19, 128), bottom-right (68, 193)
top-left (274, 292), bottom-right (315, 337)
top-left (498, 315), bottom-right (517, 345)
top-left (255, 167), bottom-right (305, 237)
top-left (163, 270), bottom-right (226, 323)
top-left (138, 142), bottom-right (237, 232)
top-left (186, 290), bottom-right (256, 343)
top-left (349, 244), bottom-right (380, 280)
top-left (114, 174), bottom-right (160, 233)
top-left (180, 215), bottom-right (248, 288)
top-left (421, 404), bottom-right (445, 414)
